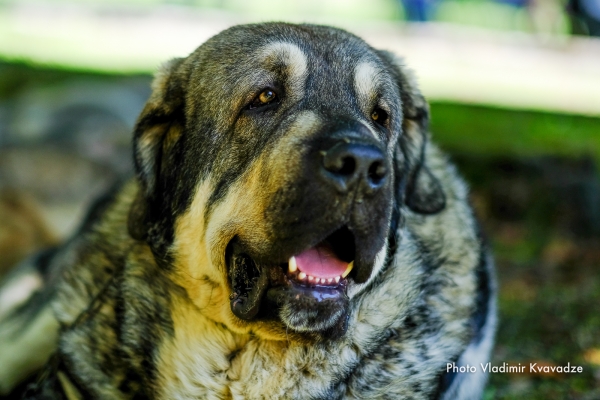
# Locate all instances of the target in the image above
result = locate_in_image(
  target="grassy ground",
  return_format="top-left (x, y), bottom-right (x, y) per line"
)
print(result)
top-left (485, 218), bottom-right (600, 399)
top-left (451, 153), bottom-right (600, 399)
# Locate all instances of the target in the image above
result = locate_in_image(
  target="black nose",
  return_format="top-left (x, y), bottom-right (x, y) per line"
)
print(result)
top-left (321, 141), bottom-right (388, 193)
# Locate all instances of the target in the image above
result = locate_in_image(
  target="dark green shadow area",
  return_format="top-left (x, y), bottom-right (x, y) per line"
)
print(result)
top-left (0, 59), bottom-right (150, 99)
top-left (430, 102), bottom-right (600, 169)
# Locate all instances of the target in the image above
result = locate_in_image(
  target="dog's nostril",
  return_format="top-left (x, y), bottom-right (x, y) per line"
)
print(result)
top-left (337, 157), bottom-right (356, 176)
top-left (323, 153), bottom-right (356, 176)
top-left (368, 161), bottom-right (386, 185)
top-left (321, 141), bottom-right (387, 193)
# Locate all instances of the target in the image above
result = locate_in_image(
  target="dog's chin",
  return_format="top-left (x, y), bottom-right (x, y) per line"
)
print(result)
top-left (226, 226), bottom-right (373, 339)
top-left (268, 282), bottom-right (350, 338)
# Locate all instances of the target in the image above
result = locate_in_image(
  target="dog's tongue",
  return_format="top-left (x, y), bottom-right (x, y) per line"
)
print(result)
top-left (295, 244), bottom-right (349, 278)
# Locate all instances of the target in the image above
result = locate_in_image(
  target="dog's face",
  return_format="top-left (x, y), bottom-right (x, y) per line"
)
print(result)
top-left (128, 23), bottom-right (445, 341)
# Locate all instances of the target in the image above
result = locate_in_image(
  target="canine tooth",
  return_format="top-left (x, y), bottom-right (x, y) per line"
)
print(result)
top-left (335, 276), bottom-right (340, 283)
top-left (288, 256), bottom-right (297, 273)
top-left (307, 275), bottom-right (314, 282)
top-left (327, 278), bottom-right (333, 284)
top-left (298, 272), bottom-right (306, 280)
top-left (341, 261), bottom-right (354, 278)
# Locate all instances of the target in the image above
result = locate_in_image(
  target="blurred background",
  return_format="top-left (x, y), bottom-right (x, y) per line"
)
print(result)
top-left (0, 0), bottom-right (599, 398)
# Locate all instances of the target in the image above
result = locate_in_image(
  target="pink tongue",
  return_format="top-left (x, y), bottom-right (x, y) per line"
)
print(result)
top-left (295, 244), bottom-right (349, 279)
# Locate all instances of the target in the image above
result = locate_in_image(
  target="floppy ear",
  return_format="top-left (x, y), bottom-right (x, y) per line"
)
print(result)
top-left (377, 50), bottom-right (446, 214)
top-left (128, 58), bottom-right (186, 242)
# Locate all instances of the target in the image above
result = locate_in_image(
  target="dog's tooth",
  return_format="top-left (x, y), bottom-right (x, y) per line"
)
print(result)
top-left (298, 272), bottom-right (306, 280)
top-left (307, 275), bottom-right (314, 282)
top-left (327, 278), bottom-right (333, 284)
top-left (288, 256), bottom-right (297, 273)
top-left (335, 276), bottom-right (340, 283)
top-left (341, 261), bottom-right (354, 278)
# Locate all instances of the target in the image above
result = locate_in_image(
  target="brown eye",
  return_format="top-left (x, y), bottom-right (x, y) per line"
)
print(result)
top-left (371, 107), bottom-right (388, 125)
top-left (259, 89), bottom-right (276, 104)
top-left (249, 89), bottom-right (278, 109)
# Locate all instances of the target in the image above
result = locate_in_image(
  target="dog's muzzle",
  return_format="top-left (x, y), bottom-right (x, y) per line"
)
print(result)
top-left (227, 120), bottom-right (393, 338)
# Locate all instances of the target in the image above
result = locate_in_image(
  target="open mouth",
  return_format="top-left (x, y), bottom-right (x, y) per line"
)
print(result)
top-left (227, 226), bottom-right (357, 329)
top-left (287, 226), bottom-right (355, 287)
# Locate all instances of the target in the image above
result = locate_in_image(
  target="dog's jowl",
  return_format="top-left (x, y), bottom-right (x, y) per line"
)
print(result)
top-left (0, 23), bottom-right (496, 399)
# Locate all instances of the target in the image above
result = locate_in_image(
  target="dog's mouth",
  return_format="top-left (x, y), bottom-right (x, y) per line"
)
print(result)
top-left (227, 226), bottom-right (359, 335)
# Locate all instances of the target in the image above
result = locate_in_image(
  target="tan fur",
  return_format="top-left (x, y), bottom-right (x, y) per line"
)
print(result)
top-left (170, 119), bottom-right (316, 339)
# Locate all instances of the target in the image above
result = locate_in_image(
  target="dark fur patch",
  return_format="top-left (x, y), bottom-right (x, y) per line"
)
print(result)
top-left (471, 244), bottom-right (493, 343)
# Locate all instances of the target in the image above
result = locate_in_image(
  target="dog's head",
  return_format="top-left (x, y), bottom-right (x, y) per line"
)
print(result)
top-left (128, 23), bottom-right (445, 341)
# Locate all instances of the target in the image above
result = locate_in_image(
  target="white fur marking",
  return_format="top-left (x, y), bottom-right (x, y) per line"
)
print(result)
top-left (354, 61), bottom-right (382, 139)
top-left (354, 62), bottom-right (380, 103)
top-left (259, 42), bottom-right (308, 99)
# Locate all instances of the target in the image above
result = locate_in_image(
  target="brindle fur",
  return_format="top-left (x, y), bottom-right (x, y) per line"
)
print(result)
top-left (0, 23), bottom-right (496, 399)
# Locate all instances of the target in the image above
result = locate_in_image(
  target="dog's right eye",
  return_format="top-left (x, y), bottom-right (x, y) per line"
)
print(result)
top-left (248, 89), bottom-right (279, 109)
top-left (371, 107), bottom-right (388, 126)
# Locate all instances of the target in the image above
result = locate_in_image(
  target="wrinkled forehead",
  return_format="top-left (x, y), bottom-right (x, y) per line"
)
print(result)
top-left (188, 24), bottom-right (398, 108)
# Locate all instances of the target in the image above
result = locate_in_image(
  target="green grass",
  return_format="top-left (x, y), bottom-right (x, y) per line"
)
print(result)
top-left (430, 101), bottom-right (600, 169)
top-left (486, 279), bottom-right (600, 399)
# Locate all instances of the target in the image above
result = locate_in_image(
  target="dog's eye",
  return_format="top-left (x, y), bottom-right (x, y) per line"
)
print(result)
top-left (249, 89), bottom-right (278, 109)
top-left (371, 107), bottom-right (388, 125)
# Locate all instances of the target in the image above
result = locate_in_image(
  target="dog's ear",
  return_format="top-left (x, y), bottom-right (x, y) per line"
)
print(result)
top-left (128, 58), bottom-right (186, 241)
top-left (377, 50), bottom-right (446, 214)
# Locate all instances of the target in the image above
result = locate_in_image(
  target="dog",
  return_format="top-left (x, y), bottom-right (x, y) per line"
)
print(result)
top-left (0, 22), bottom-right (496, 399)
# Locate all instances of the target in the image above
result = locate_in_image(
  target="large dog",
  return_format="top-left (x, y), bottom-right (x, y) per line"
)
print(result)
top-left (0, 23), bottom-right (496, 399)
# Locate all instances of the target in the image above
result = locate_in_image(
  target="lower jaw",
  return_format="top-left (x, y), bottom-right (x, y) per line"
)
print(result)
top-left (228, 253), bottom-right (355, 337)
top-left (265, 280), bottom-right (350, 337)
